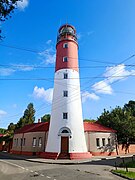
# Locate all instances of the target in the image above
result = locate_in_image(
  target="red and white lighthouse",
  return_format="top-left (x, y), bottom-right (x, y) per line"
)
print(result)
top-left (45, 24), bottom-right (92, 159)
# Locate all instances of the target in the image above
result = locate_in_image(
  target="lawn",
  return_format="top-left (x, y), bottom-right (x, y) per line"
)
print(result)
top-left (112, 170), bottom-right (135, 179)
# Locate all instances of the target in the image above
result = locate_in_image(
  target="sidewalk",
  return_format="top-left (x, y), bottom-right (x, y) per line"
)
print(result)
top-left (1, 151), bottom-right (135, 165)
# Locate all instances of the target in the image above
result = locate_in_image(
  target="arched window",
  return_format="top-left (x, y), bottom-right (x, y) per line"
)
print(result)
top-left (61, 130), bottom-right (69, 133)
top-left (58, 127), bottom-right (72, 137)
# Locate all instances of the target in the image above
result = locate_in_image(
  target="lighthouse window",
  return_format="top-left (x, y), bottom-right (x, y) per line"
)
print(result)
top-left (63, 90), bottom-right (68, 97)
top-left (63, 43), bottom-right (68, 48)
top-left (63, 112), bottom-right (68, 119)
top-left (63, 56), bottom-right (68, 62)
top-left (64, 73), bottom-right (68, 79)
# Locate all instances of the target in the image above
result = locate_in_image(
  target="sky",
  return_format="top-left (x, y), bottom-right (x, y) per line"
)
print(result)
top-left (0, 0), bottom-right (135, 128)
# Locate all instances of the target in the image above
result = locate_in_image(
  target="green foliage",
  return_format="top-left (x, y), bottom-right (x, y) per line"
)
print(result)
top-left (83, 119), bottom-right (96, 123)
top-left (41, 114), bottom-right (50, 122)
top-left (0, 128), bottom-right (6, 134)
top-left (112, 170), bottom-right (135, 179)
top-left (98, 101), bottom-right (135, 143)
top-left (16, 103), bottom-right (35, 129)
top-left (0, 0), bottom-right (21, 39)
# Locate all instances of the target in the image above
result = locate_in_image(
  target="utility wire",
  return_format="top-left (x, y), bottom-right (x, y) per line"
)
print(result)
top-left (2, 54), bottom-right (135, 121)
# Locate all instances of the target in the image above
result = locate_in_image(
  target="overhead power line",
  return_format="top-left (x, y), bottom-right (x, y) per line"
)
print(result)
top-left (0, 75), bottom-right (135, 81)
top-left (1, 43), bottom-right (134, 65)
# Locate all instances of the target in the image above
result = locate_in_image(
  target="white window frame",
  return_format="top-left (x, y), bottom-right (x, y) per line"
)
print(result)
top-left (38, 137), bottom-right (42, 147)
top-left (23, 138), bottom-right (26, 146)
top-left (32, 137), bottom-right (36, 147)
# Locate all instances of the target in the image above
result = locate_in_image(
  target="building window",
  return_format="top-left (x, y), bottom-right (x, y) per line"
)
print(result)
top-left (63, 112), bottom-right (68, 119)
top-left (96, 138), bottom-right (100, 147)
top-left (14, 139), bottom-right (16, 146)
top-left (102, 138), bottom-right (105, 146)
top-left (63, 56), bottom-right (68, 62)
top-left (32, 137), bottom-right (36, 147)
top-left (38, 137), bottom-right (42, 147)
top-left (108, 138), bottom-right (111, 146)
top-left (16, 138), bottom-right (18, 146)
top-left (63, 90), bottom-right (68, 97)
top-left (63, 43), bottom-right (68, 48)
top-left (64, 73), bottom-right (68, 79)
top-left (23, 138), bottom-right (26, 146)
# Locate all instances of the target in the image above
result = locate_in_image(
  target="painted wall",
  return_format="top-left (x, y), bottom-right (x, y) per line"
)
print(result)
top-left (46, 68), bottom-right (87, 153)
top-left (85, 131), bottom-right (116, 154)
top-left (12, 132), bottom-right (48, 153)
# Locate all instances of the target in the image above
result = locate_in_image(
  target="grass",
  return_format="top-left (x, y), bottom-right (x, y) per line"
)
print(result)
top-left (112, 170), bottom-right (135, 179)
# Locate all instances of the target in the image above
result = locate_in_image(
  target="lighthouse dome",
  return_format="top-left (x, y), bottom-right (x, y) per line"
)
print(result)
top-left (57, 24), bottom-right (77, 43)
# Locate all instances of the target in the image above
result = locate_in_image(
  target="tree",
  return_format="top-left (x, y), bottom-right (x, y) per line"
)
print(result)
top-left (16, 103), bottom-right (35, 129)
top-left (83, 119), bottom-right (96, 123)
top-left (41, 114), bottom-right (50, 123)
top-left (124, 100), bottom-right (135, 116)
top-left (0, 128), bottom-right (6, 134)
top-left (0, 0), bottom-right (21, 39)
top-left (97, 101), bottom-right (135, 144)
top-left (7, 122), bottom-right (16, 137)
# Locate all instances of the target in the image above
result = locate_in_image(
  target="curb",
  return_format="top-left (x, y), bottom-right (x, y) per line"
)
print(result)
top-left (111, 170), bottom-right (135, 180)
top-left (0, 152), bottom-right (135, 165)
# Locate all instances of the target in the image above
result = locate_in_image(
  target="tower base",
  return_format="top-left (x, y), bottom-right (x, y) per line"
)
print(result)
top-left (40, 152), bottom-right (92, 160)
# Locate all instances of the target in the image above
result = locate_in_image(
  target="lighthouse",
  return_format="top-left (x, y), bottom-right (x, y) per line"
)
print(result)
top-left (45, 24), bottom-right (92, 159)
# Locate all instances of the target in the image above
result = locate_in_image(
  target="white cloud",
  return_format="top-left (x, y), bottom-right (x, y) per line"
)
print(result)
top-left (0, 68), bottom-right (15, 76)
top-left (82, 91), bottom-right (100, 102)
top-left (92, 64), bottom-right (135, 95)
top-left (0, 110), bottom-right (7, 118)
top-left (0, 64), bottom-right (34, 76)
top-left (17, 0), bottom-right (29, 10)
top-left (77, 32), bottom-right (82, 40)
top-left (92, 80), bottom-right (113, 94)
top-left (33, 86), bottom-right (53, 103)
top-left (12, 64), bottom-right (34, 71)
top-left (46, 40), bottom-right (52, 45)
top-left (39, 48), bottom-right (56, 64)
top-left (104, 64), bottom-right (135, 83)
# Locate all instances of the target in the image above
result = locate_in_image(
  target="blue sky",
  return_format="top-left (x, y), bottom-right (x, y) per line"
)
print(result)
top-left (0, 0), bottom-right (135, 128)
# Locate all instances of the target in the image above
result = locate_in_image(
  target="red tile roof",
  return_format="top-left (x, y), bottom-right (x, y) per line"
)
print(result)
top-left (0, 134), bottom-right (4, 137)
top-left (14, 122), bottom-right (49, 134)
top-left (14, 121), bottom-right (116, 134)
top-left (84, 122), bottom-right (116, 133)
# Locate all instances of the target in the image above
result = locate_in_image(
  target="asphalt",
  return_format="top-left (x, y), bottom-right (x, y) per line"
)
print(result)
top-left (1, 151), bottom-right (135, 165)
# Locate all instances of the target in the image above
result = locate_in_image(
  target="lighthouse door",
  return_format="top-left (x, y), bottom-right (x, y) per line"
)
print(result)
top-left (61, 137), bottom-right (69, 153)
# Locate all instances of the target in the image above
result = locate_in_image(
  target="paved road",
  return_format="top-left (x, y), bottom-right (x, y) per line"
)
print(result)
top-left (0, 153), bottom-right (125, 180)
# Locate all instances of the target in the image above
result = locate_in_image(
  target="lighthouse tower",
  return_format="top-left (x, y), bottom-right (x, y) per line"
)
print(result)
top-left (45, 24), bottom-right (91, 159)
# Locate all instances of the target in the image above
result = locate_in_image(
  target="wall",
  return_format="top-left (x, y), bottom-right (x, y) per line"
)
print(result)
top-left (85, 131), bottom-right (117, 156)
top-left (118, 144), bottom-right (135, 155)
top-left (12, 131), bottom-right (48, 155)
